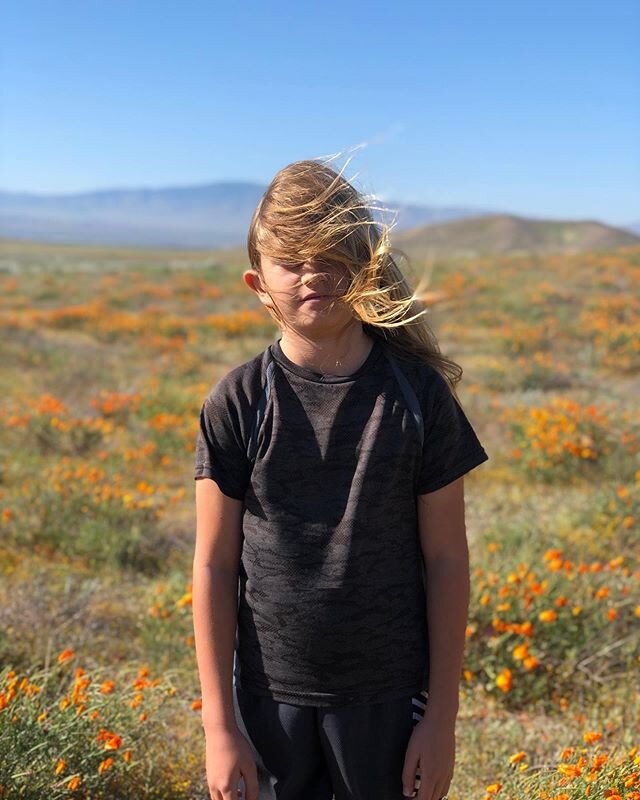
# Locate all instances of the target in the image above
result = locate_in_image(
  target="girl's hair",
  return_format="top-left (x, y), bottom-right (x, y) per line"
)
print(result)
top-left (247, 157), bottom-right (464, 400)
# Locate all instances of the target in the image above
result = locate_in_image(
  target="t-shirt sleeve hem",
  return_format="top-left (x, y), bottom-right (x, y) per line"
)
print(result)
top-left (194, 467), bottom-right (246, 501)
top-left (416, 448), bottom-right (489, 496)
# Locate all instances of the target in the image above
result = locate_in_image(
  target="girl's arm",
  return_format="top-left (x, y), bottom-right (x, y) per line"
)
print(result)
top-left (402, 481), bottom-right (468, 800)
top-left (192, 477), bottom-right (244, 732)
top-left (417, 475), bottom-right (471, 724)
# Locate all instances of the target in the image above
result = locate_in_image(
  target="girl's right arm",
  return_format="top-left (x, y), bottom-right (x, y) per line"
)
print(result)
top-left (194, 478), bottom-right (260, 799)
top-left (192, 476), bottom-right (244, 732)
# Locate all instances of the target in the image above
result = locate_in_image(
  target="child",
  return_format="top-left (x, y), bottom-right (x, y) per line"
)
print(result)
top-left (193, 158), bottom-right (489, 800)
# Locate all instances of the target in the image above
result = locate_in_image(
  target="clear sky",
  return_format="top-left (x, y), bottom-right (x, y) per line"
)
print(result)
top-left (1, 0), bottom-right (638, 225)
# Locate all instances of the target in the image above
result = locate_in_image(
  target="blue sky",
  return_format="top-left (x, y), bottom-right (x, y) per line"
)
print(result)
top-left (1, 0), bottom-right (639, 225)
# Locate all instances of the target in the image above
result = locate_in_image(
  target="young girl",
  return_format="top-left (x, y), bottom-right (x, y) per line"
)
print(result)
top-left (193, 159), bottom-right (489, 800)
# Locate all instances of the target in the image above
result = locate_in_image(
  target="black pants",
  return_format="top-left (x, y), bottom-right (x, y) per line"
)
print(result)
top-left (233, 685), bottom-right (428, 800)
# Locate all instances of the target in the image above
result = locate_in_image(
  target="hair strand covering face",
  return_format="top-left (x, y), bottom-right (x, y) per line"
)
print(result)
top-left (247, 155), bottom-right (466, 403)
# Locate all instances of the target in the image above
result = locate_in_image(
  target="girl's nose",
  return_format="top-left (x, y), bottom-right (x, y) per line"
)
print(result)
top-left (300, 270), bottom-right (327, 288)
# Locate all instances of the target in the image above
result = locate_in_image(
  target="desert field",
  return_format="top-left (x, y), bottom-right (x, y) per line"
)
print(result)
top-left (0, 238), bottom-right (638, 799)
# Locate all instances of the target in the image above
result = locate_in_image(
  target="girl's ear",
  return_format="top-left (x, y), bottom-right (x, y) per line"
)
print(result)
top-left (243, 269), bottom-right (263, 296)
top-left (243, 269), bottom-right (274, 309)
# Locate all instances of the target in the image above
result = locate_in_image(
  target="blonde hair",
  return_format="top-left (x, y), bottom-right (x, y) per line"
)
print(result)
top-left (247, 157), bottom-right (465, 400)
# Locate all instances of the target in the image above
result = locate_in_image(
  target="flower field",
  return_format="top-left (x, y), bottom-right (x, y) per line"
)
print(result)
top-left (0, 240), bottom-right (638, 799)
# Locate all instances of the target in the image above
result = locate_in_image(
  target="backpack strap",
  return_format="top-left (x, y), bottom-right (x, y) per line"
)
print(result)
top-left (246, 347), bottom-right (424, 465)
top-left (246, 357), bottom-right (276, 464)
top-left (384, 351), bottom-right (424, 451)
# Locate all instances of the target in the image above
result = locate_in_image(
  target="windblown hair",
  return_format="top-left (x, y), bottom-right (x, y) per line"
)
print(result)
top-left (247, 157), bottom-right (465, 399)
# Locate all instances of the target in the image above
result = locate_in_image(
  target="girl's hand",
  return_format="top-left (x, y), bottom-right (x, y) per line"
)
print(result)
top-left (205, 724), bottom-right (259, 800)
top-left (401, 709), bottom-right (456, 799)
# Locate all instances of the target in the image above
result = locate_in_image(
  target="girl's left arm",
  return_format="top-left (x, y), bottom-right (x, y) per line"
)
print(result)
top-left (417, 474), bottom-right (470, 725)
top-left (402, 478), bottom-right (468, 800)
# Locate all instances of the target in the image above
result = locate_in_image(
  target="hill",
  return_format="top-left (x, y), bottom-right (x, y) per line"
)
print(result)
top-left (393, 214), bottom-right (640, 260)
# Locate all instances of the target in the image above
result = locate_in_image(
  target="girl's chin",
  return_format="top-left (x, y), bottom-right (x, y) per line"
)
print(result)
top-left (290, 307), bottom-right (352, 330)
top-left (298, 305), bottom-right (348, 321)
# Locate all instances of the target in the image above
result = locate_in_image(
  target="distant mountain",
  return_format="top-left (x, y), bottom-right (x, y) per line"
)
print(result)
top-left (0, 183), bottom-right (266, 249)
top-left (625, 221), bottom-right (640, 236)
top-left (0, 182), bottom-right (492, 249)
top-left (393, 214), bottom-right (640, 259)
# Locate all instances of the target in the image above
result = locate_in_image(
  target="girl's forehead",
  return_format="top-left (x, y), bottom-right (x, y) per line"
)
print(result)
top-left (260, 250), bottom-right (339, 266)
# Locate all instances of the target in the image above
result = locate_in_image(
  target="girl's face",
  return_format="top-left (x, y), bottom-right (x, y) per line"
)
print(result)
top-left (244, 253), bottom-right (355, 332)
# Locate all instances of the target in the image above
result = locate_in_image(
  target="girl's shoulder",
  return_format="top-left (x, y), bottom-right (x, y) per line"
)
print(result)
top-left (385, 349), bottom-right (448, 398)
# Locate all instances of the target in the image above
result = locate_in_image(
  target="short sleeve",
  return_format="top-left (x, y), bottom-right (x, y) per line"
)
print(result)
top-left (416, 370), bottom-right (489, 495)
top-left (194, 382), bottom-right (252, 501)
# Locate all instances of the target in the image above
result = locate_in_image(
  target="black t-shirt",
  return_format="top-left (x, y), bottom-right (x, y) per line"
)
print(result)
top-left (194, 334), bottom-right (489, 706)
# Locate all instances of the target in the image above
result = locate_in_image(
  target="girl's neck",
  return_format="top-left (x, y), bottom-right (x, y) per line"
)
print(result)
top-left (279, 324), bottom-right (374, 377)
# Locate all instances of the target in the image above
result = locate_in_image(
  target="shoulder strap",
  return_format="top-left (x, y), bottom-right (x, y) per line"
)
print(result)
top-left (246, 347), bottom-right (424, 466)
top-left (383, 351), bottom-right (424, 451)
top-left (246, 356), bottom-right (276, 464)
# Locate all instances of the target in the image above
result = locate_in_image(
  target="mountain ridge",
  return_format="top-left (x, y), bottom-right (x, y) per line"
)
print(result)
top-left (0, 181), bottom-right (499, 248)
top-left (0, 182), bottom-right (637, 254)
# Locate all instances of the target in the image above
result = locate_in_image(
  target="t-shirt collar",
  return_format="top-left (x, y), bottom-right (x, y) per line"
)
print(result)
top-left (270, 335), bottom-right (384, 384)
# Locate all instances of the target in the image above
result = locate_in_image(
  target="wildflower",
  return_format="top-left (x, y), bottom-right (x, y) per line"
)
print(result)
top-left (96, 729), bottom-right (122, 750)
top-left (98, 757), bottom-right (113, 774)
top-left (519, 621), bottom-right (534, 636)
top-left (495, 669), bottom-right (512, 693)
top-left (176, 592), bottom-right (192, 608)
top-left (103, 733), bottom-right (122, 750)
top-left (555, 595), bottom-right (568, 607)
top-left (512, 643), bottom-right (529, 660)
top-left (57, 649), bottom-right (74, 664)
top-left (558, 763), bottom-right (582, 777)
